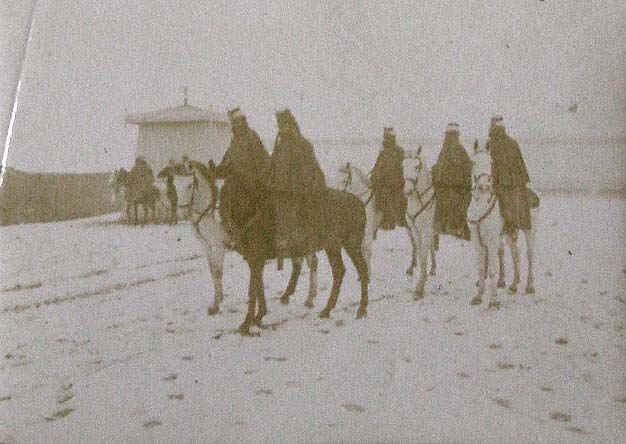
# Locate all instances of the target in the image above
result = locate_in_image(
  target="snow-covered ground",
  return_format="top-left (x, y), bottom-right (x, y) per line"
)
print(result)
top-left (0, 195), bottom-right (624, 443)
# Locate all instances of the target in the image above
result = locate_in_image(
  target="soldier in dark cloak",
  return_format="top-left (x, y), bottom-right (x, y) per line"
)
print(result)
top-left (129, 156), bottom-right (154, 195)
top-left (215, 108), bottom-right (270, 247)
top-left (370, 127), bottom-right (407, 230)
top-left (486, 117), bottom-right (532, 234)
top-left (157, 159), bottom-right (186, 225)
top-left (265, 109), bottom-right (326, 263)
top-left (431, 122), bottom-right (472, 240)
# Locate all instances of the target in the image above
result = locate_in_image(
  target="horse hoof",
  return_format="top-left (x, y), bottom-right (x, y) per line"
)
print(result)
top-left (429, 270), bottom-right (437, 277)
top-left (406, 268), bottom-right (414, 276)
top-left (304, 299), bottom-right (314, 309)
top-left (207, 306), bottom-right (220, 316)
top-left (237, 323), bottom-right (251, 336)
top-left (497, 280), bottom-right (506, 289)
top-left (414, 291), bottom-right (424, 301)
top-left (279, 295), bottom-right (290, 306)
top-left (318, 310), bottom-right (330, 319)
top-left (508, 285), bottom-right (517, 295)
top-left (488, 301), bottom-right (501, 310)
top-left (525, 286), bottom-right (535, 294)
top-left (471, 296), bottom-right (482, 306)
top-left (356, 308), bottom-right (367, 319)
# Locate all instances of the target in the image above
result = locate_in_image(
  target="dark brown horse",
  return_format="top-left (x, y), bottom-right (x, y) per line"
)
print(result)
top-left (111, 168), bottom-right (159, 225)
top-left (184, 160), bottom-right (369, 336)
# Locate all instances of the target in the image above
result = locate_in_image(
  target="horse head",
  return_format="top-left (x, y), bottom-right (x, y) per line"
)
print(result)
top-left (337, 161), bottom-right (353, 191)
top-left (180, 159), bottom-right (219, 219)
top-left (471, 141), bottom-right (493, 196)
top-left (403, 146), bottom-right (427, 196)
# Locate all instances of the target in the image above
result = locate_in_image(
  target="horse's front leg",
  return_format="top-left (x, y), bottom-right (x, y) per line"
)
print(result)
top-left (429, 244), bottom-right (437, 276)
top-left (405, 224), bottom-right (418, 276)
top-left (304, 253), bottom-right (318, 308)
top-left (280, 257), bottom-right (302, 305)
top-left (254, 263), bottom-right (267, 326)
top-left (486, 239), bottom-right (501, 309)
top-left (471, 228), bottom-right (486, 306)
top-left (497, 241), bottom-right (506, 288)
top-left (524, 229), bottom-right (535, 294)
top-left (506, 232), bottom-right (520, 294)
top-left (207, 246), bottom-right (225, 316)
top-left (412, 230), bottom-right (428, 300)
top-left (239, 262), bottom-right (260, 336)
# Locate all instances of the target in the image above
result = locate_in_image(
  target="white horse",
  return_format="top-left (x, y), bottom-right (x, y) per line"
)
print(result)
top-left (109, 169), bottom-right (129, 222)
top-left (402, 148), bottom-right (438, 300)
top-left (468, 143), bottom-right (537, 309)
top-left (174, 164), bottom-right (318, 315)
top-left (336, 162), bottom-right (434, 277)
top-left (153, 180), bottom-right (171, 223)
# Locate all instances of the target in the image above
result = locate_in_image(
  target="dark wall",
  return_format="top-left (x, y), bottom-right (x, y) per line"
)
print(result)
top-left (0, 168), bottom-right (117, 225)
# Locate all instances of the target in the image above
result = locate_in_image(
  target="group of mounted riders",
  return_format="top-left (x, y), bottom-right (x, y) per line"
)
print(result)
top-left (132, 108), bottom-right (534, 257)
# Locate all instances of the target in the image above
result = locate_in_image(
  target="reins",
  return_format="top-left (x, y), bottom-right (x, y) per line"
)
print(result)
top-left (406, 178), bottom-right (435, 222)
top-left (180, 175), bottom-right (218, 227)
top-left (340, 166), bottom-right (374, 206)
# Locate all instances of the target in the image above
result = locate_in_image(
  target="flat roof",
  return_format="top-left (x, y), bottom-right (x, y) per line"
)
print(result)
top-left (125, 104), bottom-right (228, 125)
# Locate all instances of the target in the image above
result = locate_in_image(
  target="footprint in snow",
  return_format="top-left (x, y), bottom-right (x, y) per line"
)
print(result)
top-left (163, 374), bottom-right (177, 382)
top-left (45, 407), bottom-right (75, 422)
top-left (342, 403), bottom-right (366, 413)
top-left (555, 337), bottom-right (569, 346)
top-left (540, 385), bottom-right (554, 393)
top-left (493, 398), bottom-right (511, 409)
top-left (255, 388), bottom-right (273, 396)
top-left (168, 394), bottom-right (184, 401)
top-left (143, 420), bottom-right (161, 428)
top-left (565, 426), bottom-right (587, 435)
top-left (264, 357), bottom-right (287, 362)
top-left (550, 412), bottom-right (571, 423)
top-left (497, 361), bottom-right (515, 370)
top-left (57, 383), bottom-right (74, 404)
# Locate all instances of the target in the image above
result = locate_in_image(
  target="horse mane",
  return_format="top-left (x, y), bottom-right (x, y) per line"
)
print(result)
top-left (189, 160), bottom-right (219, 206)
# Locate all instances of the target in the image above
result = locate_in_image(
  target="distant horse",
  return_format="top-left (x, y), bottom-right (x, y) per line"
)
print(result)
top-left (111, 168), bottom-right (160, 225)
top-left (336, 162), bottom-right (434, 277)
top-left (402, 147), bottom-right (438, 300)
top-left (182, 160), bottom-right (369, 335)
top-left (468, 142), bottom-right (537, 309)
top-left (109, 169), bottom-right (129, 222)
top-left (174, 166), bottom-right (319, 316)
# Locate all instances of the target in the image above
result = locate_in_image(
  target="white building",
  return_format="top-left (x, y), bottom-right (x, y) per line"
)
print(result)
top-left (125, 99), bottom-right (230, 172)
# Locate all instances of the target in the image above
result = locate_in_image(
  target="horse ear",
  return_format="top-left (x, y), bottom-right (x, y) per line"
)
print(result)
top-left (417, 145), bottom-right (422, 156)
top-left (473, 139), bottom-right (479, 154)
top-left (346, 161), bottom-right (351, 169)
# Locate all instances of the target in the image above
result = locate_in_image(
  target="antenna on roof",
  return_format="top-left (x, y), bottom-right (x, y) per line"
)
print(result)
top-left (182, 86), bottom-right (188, 106)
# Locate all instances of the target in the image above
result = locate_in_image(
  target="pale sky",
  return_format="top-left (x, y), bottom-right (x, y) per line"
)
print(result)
top-left (2, 0), bottom-right (625, 173)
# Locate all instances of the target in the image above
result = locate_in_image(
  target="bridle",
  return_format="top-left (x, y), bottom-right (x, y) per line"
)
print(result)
top-left (179, 173), bottom-right (217, 226)
top-left (404, 163), bottom-right (435, 222)
top-left (339, 165), bottom-right (373, 206)
top-left (468, 170), bottom-right (497, 246)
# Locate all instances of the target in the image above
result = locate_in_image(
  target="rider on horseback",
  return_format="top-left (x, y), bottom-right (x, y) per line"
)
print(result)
top-left (130, 156), bottom-right (154, 189)
top-left (432, 122), bottom-right (472, 240)
top-left (215, 108), bottom-right (270, 249)
top-left (265, 109), bottom-right (327, 266)
top-left (486, 116), bottom-right (533, 234)
top-left (370, 127), bottom-right (407, 232)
